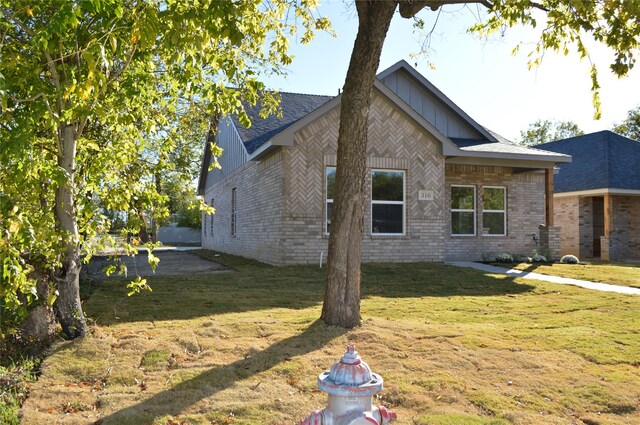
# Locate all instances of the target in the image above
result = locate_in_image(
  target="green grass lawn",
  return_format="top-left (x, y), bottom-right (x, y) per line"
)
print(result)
top-left (507, 261), bottom-right (640, 288)
top-left (20, 250), bottom-right (640, 425)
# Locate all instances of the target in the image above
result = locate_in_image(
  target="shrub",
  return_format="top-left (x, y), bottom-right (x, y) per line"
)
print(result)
top-left (495, 253), bottom-right (514, 263)
top-left (529, 254), bottom-right (547, 263)
top-left (560, 254), bottom-right (580, 264)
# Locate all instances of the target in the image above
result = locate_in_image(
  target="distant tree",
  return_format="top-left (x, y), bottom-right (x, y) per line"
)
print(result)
top-left (519, 120), bottom-right (585, 145)
top-left (613, 106), bottom-right (640, 141)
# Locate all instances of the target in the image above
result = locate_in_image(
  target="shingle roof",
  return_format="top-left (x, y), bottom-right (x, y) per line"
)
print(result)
top-left (537, 130), bottom-right (640, 192)
top-left (451, 129), bottom-right (571, 159)
top-left (230, 92), bottom-right (333, 154)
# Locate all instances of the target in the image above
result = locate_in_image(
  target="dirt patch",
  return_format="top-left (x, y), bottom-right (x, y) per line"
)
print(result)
top-left (85, 250), bottom-right (229, 280)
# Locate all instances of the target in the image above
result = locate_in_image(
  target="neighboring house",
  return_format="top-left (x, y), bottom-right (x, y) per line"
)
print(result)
top-left (197, 60), bottom-right (571, 264)
top-left (538, 131), bottom-right (640, 260)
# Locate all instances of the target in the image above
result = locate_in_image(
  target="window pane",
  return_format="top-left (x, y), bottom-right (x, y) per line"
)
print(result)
top-left (372, 171), bottom-right (403, 201)
top-left (326, 201), bottom-right (332, 234)
top-left (372, 204), bottom-right (403, 234)
top-left (326, 168), bottom-right (336, 200)
top-left (483, 212), bottom-right (505, 235)
top-left (484, 187), bottom-right (505, 210)
top-left (451, 211), bottom-right (474, 235)
top-left (451, 186), bottom-right (475, 210)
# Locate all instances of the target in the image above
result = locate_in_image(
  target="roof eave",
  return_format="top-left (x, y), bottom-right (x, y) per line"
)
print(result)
top-left (554, 188), bottom-right (640, 197)
top-left (452, 149), bottom-right (572, 163)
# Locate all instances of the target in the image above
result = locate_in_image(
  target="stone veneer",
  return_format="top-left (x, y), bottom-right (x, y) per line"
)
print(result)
top-left (444, 165), bottom-right (545, 261)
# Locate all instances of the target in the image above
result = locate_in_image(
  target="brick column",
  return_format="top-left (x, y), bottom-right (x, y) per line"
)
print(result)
top-left (539, 224), bottom-right (561, 261)
top-left (600, 235), bottom-right (619, 261)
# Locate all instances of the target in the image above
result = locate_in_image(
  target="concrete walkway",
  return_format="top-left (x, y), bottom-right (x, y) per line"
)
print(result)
top-left (447, 261), bottom-right (640, 295)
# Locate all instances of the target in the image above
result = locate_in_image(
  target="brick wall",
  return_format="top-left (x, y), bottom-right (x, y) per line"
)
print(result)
top-left (279, 92), bottom-right (447, 264)
top-left (554, 196), bottom-right (580, 257)
top-left (202, 149), bottom-right (285, 264)
top-left (202, 90), bottom-right (555, 265)
top-left (578, 197), bottom-right (594, 258)
top-left (444, 165), bottom-right (544, 261)
top-left (611, 195), bottom-right (640, 260)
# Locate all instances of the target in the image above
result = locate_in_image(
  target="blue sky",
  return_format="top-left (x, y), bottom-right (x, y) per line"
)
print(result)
top-left (266, 1), bottom-right (640, 142)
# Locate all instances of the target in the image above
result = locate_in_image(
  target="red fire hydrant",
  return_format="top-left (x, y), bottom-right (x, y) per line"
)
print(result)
top-left (300, 345), bottom-right (397, 425)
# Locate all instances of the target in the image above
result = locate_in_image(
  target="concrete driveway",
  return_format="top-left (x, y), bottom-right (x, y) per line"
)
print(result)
top-left (85, 249), bottom-right (228, 280)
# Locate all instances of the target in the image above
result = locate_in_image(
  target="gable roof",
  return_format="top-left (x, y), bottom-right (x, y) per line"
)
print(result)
top-left (205, 60), bottom-right (570, 171)
top-left (231, 92), bottom-right (333, 154)
top-left (537, 130), bottom-right (640, 193)
top-left (377, 60), bottom-right (497, 142)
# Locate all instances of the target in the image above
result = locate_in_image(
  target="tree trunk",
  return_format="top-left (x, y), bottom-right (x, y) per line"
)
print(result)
top-left (321, 1), bottom-right (397, 327)
top-left (53, 124), bottom-right (88, 339)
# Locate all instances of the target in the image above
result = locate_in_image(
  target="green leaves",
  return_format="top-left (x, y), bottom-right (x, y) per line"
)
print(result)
top-left (0, 0), bottom-right (328, 319)
top-left (519, 119), bottom-right (584, 145)
top-left (468, 0), bottom-right (640, 118)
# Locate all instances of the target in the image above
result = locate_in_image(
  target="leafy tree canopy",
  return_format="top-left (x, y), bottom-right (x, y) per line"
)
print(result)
top-left (612, 106), bottom-right (640, 141)
top-left (0, 0), bottom-right (329, 337)
top-left (519, 119), bottom-right (584, 145)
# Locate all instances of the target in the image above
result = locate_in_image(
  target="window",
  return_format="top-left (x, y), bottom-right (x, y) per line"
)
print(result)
top-left (210, 199), bottom-right (215, 237)
top-left (451, 185), bottom-right (475, 236)
top-left (325, 168), bottom-right (335, 234)
top-left (483, 186), bottom-right (506, 236)
top-left (231, 188), bottom-right (236, 237)
top-left (371, 170), bottom-right (405, 235)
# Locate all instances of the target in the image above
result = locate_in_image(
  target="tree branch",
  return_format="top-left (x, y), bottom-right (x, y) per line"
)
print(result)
top-left (399, 0), bottom-right (493, 18)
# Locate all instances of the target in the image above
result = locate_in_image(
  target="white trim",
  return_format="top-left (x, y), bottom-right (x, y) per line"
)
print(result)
top-left (371, 169), bottom-right (406, 236)
top-left (230, 188), bottom-right (237, 238)
top-left (451, 184), bottom-right (476, 236)
top-left (247, 140), bottom-right (273, 161)
top-left (325, 167), bottom-right (336, 235)
top-left (554, 188), bottom-right (640, 198)
top-left (482, 186), bottom-right (507, 237)
top-left (210, 198), bottom-right (215, 238)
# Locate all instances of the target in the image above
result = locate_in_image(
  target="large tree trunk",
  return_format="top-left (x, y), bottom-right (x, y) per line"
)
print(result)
top-left (53, 124), bottom-right (88, 339)
top-left (321, 1), bottom-right (397, 327)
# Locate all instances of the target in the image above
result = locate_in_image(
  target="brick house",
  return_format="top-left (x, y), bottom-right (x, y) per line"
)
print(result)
top-left (538, 131), bottom-right (640, 260)
top-left (197, 60), bottom-right (570, 264)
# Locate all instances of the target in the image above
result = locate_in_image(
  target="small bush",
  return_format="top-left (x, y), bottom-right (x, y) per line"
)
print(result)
top-left (560, 255), bottom-right (580, 264)
top-left (495, 253), bottom-right (514, 263)
top-left (529, 254), bottom-right (547, 263)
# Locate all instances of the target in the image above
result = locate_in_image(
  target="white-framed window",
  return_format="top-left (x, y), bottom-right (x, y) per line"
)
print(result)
top-left (210, 198), bottom-right (215, 237)
top-left (482, 186), bottom-right (506, 236)
top-left (451, 185), bottom-right (476, 236)
top-left (371, 169), bottom-right (405, 235)
top-left (231, 188), bottom-right (237, 237)
top-left (325, 167), bottom-right (335, 234)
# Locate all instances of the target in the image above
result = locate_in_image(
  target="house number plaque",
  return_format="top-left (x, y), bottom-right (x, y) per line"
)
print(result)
top-left (418, 190), bottom-right (434, 201)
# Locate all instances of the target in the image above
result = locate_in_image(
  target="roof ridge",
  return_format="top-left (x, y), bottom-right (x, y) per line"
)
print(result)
top-left (276, 91), bottom-right (334, 98)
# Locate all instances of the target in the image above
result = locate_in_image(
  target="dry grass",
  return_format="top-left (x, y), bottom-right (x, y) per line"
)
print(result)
top-left (19, 251), bottom-right (640, 424)
top-left (509, 261), bottom-right (640, 288)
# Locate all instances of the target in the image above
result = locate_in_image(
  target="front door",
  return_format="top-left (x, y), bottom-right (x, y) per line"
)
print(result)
top-left (592, 197), bottom-right (604, 257)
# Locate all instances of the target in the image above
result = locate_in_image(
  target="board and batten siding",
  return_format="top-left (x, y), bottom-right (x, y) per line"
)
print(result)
top-left (380, 70), bottom-right (483, 140)
top-left (204, 116), bottom-right (248, 188)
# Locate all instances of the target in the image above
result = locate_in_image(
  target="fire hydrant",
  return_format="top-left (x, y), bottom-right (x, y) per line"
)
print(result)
top-left (300, 345), bottom-right (397, 425)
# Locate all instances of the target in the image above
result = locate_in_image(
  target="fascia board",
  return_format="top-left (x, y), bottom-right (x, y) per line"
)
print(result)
top-left (554, 188), bottom-right (640, 197)
top-left (446, 156), bottom-right (561, 169)
top-left (449, 149), bottom-right (572, 163)
top-left (267, 95), bottom-right (342, 148)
